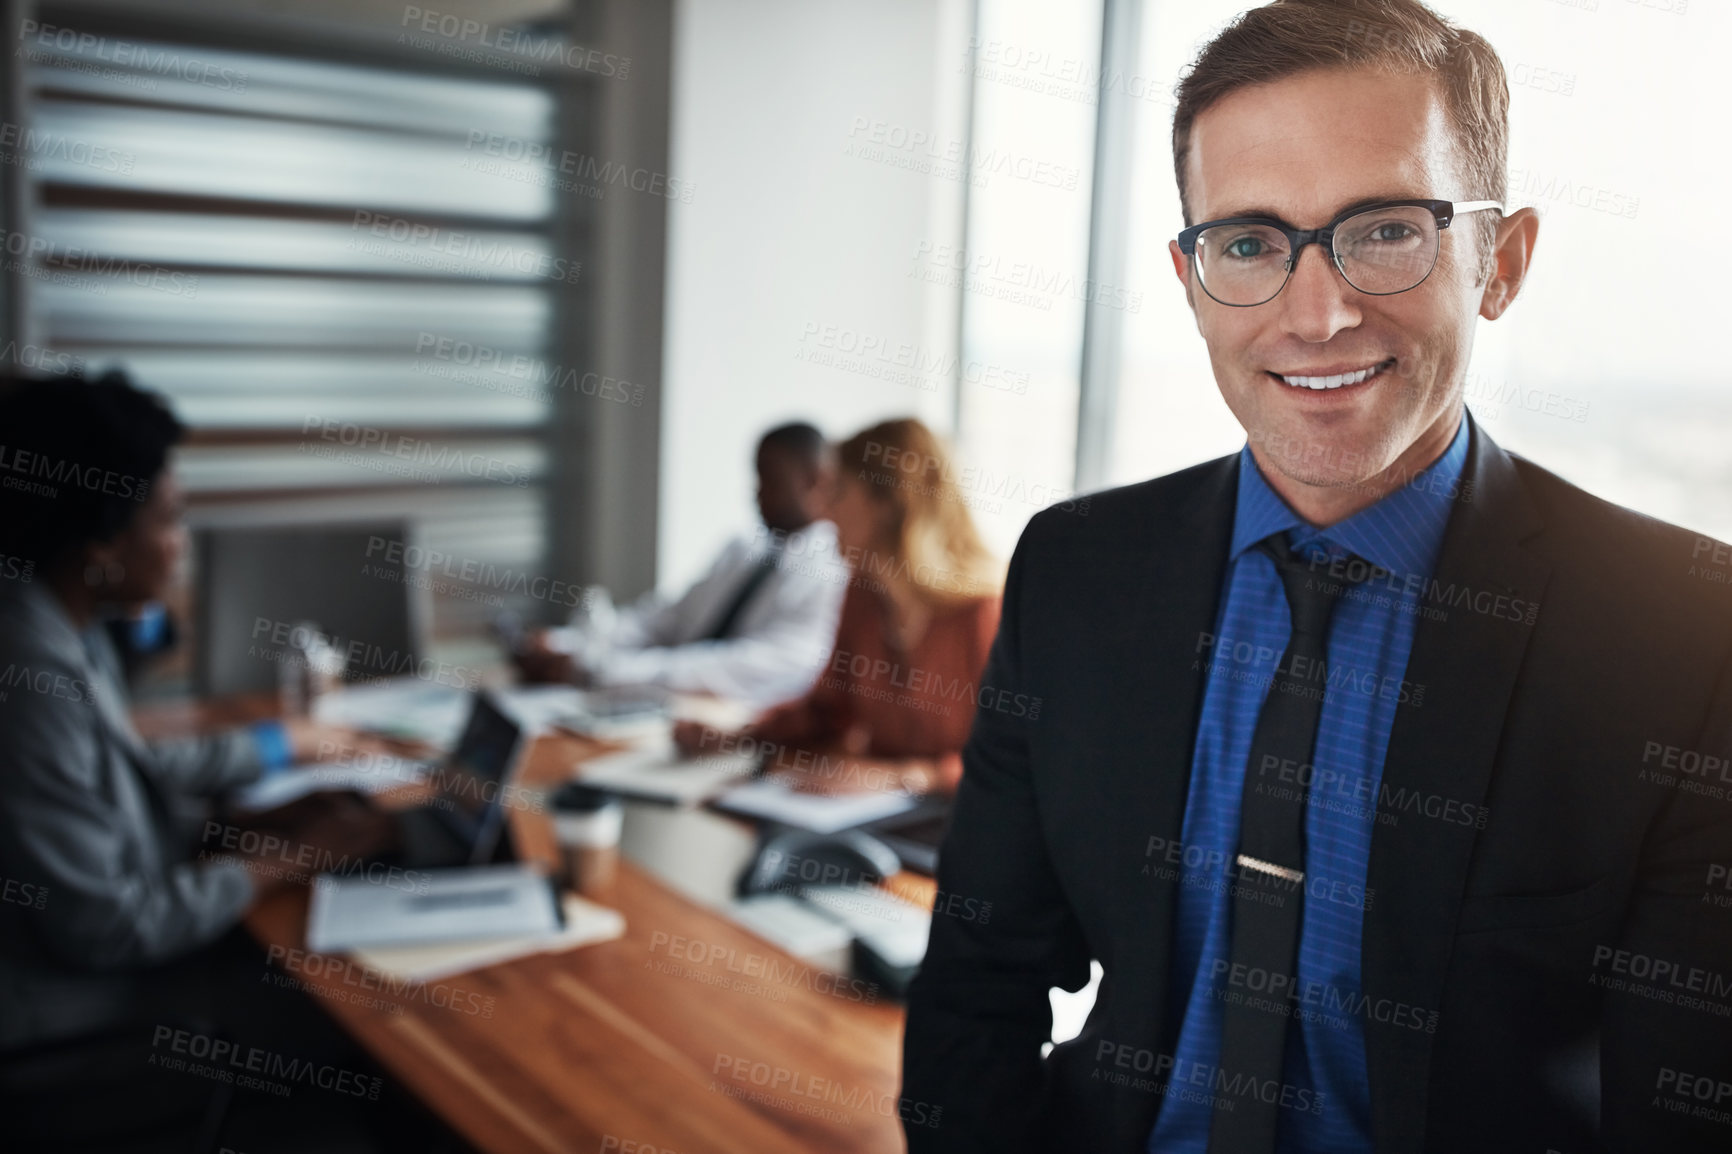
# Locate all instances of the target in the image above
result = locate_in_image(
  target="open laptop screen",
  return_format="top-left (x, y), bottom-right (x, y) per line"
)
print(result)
top-left (429, 692), bottom-right (529, 864)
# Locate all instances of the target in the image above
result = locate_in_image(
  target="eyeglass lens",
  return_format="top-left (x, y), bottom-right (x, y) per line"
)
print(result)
top-left (1193, 204), bottom-right (1442, 305)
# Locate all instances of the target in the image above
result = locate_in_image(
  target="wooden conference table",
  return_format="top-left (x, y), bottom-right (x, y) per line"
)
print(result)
top-left (135, 692), bottom-right (936, 1154)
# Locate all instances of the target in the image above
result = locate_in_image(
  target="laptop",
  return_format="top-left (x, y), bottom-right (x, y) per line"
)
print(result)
top-left (414, 690), bottom-right (533, 866)
top-left (304, 693), bottom-right (562, 952)
top-left (232, 690), bottom-right (532, 867)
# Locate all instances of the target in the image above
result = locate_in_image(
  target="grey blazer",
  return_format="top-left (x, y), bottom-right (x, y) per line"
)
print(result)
top-left (0, 581), bottom-right (264, 1049)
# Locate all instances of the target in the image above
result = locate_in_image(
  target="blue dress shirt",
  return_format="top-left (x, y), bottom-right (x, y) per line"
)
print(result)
top-left (1147, 415), bottom-right (1469, 1152)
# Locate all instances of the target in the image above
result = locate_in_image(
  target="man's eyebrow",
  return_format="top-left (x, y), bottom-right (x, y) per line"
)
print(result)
top-left (1205, 193), bottom-right (1429, 226)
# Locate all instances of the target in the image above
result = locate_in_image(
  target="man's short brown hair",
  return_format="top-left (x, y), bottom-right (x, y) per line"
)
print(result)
top-left (1172, 0), bottom-right (1509, 258)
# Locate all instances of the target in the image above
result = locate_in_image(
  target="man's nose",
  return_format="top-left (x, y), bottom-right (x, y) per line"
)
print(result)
top-left (1277, 243), bottom-right (1361, 342)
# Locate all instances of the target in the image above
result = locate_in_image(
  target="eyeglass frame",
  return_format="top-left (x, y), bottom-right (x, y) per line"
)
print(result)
top-left (1174, 198), bottom-right (1505, 307)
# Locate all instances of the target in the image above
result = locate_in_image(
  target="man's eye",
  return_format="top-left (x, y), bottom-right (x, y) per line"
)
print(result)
top-left (1368, 222), bottom-right (1418, 243)
top-left (1224, 236), bottom-right (1267, 259)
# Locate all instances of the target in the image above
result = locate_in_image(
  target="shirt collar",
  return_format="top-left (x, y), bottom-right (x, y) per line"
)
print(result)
top-left (1230, 412), bottom-right (1470, 580)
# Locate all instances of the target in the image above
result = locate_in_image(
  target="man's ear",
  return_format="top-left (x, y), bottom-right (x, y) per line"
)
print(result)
top-left (79, 538), bottom-right (122, 588)
top-left (1169, 239), bottom-right (1198, 313)
top-left (807, 461), bottom-right (838, 515)
top-left (1479, 206), bottom-right (1540, 321)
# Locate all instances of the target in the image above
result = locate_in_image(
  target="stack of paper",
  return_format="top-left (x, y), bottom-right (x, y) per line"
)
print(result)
top-left (351, 893), bottom-right (627, 983)
top-left (303, 864), bottom-right (627, 983)
top-left (308, 864), bottom-right (563, 952)
top-left (574, 734), bottom-right (758, 805)
top-left (710, 776), bottom-right (919, 834)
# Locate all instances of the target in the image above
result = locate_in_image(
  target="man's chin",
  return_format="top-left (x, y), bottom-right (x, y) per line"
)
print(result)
top-left (1248, 422), bottom-right (1387, 486)
top-left (1266, 461), bottom-right (1386, 496)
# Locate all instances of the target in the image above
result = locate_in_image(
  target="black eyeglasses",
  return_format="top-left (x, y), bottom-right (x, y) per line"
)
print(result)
top-left (1175, 199), bottom-right (1503, 307)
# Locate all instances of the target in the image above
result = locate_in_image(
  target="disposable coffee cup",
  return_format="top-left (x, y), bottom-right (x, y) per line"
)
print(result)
top-left (550, 783), bottom-right (623, 895)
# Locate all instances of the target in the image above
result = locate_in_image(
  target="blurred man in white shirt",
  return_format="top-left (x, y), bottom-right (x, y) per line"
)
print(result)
top-left (515, 422), bottom-right (847, 708)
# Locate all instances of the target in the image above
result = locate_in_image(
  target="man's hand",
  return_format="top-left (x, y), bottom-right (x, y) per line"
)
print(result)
top-left (512, 629), bottom-right (587, 685)
top-left (220, 792), bottom-right (402, 902)
top-left (291, 791), bottom-right (401, 861)
top-left (672, 718), bottom-right (735, 758)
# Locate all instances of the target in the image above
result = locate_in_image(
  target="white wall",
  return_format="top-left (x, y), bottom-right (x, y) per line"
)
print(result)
top-left (659, 0), bottom-right (971, 592)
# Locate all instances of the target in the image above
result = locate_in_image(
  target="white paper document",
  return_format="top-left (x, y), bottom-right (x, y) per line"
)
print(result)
top-left (709, 776), bottom-right (919, 834)
top-left (307, 863), bottom-right (563, 952)
top-left (801, 884), bottom-right (931, 968)
top-left (231, 754), bottom-right (429, 812)
top-left (574, 734), bottom-right (758, 805)
top-left (724, 893), bottom-right (854, 962)
top-left (312, 679), bottom-right (471, 748)
top-left (491, 684), bottom-right (588, 734)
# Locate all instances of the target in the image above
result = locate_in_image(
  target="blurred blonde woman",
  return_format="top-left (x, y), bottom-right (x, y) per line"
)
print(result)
top-left (681, 418), bottom-right (1003, 796)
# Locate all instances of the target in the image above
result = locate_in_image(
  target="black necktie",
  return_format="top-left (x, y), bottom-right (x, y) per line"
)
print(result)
top-left (1207, 533), bottom-right (1368, 1154)
top-left (699, 545), bottom-right (780, 641)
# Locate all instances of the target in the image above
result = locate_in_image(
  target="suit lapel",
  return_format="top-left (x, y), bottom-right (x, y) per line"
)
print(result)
top-left (1137, 455), bottom-right (1240, 990)
top-left (1362, 416), bottom-right (1552, 1154)
top-left (84, 650), bottom-right (156, 769)
top-left (1099, 456), bottom-right (1239, 1146)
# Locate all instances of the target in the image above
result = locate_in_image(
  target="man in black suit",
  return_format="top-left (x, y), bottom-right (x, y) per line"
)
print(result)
top-left (901, 1), bottom-right (1732, 1151)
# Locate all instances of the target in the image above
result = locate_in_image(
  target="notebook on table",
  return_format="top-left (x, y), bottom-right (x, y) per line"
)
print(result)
top-left (306, 862), bottom-right (563, 953)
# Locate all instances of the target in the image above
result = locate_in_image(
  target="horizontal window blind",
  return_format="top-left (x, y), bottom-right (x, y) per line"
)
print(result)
top-left (16, 23), bottom-right (579, 678)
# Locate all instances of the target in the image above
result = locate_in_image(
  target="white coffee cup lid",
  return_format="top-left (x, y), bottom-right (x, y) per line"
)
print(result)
top-left (553, 805), bottom-right (623, 847)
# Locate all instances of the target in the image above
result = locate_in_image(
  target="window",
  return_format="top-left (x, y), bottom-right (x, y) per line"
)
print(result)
top-left (952, 0), bottom-right (1102, 559)
top-left (1106, 0), bottom-right (1729, 541)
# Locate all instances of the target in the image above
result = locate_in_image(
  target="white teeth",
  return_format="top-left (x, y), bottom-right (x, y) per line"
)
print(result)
top-left (1278, 362), bottom-right (1385, 390)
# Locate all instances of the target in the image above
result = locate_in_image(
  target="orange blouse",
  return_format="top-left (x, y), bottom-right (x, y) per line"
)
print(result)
top-left (751, 582), bottom-right (1001, 794)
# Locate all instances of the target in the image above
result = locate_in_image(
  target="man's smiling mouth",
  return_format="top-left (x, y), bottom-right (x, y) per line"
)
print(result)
top-left (1267, 357), bottom-right (1398, 391)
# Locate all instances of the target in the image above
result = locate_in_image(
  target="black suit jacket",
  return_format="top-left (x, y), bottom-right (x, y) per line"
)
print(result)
top-left (902, 414), bottom-right (1732, 1153)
